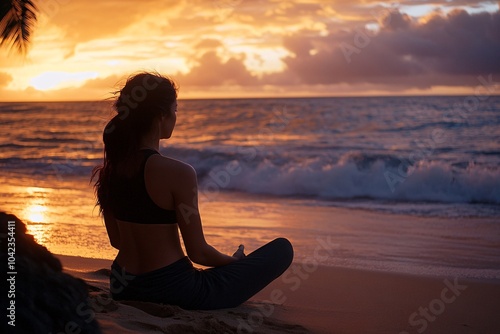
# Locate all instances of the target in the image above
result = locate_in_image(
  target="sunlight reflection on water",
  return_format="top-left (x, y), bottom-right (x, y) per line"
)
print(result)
top-left (23, 187), bottom-right (52, 245)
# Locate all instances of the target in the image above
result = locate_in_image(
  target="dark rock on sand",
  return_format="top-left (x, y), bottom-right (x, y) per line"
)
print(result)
top-left (0, 211), bottom-right (101, 334)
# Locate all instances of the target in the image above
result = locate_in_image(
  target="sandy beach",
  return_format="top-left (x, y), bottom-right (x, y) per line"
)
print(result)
top-left (58, 254), bottom-right (500, 334)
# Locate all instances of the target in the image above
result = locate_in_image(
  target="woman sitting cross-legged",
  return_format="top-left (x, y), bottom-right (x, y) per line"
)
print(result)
top-left (92, 72), bottom-right (293, 310)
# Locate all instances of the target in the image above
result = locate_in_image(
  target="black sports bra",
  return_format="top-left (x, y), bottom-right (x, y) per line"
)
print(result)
top-left (108, 149), bottom-right (177, 224)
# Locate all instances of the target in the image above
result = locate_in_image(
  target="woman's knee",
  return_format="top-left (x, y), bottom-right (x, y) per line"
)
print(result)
top-left (271, 237), bottom-right (294, 266)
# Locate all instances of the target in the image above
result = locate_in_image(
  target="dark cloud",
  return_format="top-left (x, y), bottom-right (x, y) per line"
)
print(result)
top-left (381, 9), bottom-right (500, 75)
top-left (381, 10), bottom-right (413, 31)
top-left (278, 9), bottom-right (500, 88)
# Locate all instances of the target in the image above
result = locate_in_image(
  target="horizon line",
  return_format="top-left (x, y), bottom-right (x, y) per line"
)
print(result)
top-left (2, 93), bottom-right (499, 103)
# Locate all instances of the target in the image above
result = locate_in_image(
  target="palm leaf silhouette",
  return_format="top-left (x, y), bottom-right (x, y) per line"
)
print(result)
top-left (0, 0), bottom-right (38, 54)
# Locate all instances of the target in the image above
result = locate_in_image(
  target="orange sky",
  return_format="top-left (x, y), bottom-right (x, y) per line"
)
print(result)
top-left (0, 0), bottom-right (499, 101)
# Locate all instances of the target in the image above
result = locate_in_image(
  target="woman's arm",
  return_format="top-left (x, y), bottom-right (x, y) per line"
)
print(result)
top-left (171, 162), bottom-right (237, 267)
top-left (103, 209), bottom-right (120, 250)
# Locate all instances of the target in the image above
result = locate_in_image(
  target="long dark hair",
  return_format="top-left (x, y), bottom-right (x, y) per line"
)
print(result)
top-left (91, 72), bottom-right (178, 213)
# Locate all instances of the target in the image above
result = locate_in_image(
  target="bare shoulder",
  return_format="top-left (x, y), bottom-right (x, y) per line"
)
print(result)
top-left (146, 154), bottom-right (196, 181)
top-left (143, 154), bottom-right (196, 209)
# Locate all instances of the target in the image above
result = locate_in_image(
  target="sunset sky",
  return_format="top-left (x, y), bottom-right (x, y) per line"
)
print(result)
top-left (0, 0), bottom-right (499, 101)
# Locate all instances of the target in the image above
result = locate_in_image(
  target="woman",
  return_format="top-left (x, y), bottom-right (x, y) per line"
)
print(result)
top-left (92, 72), bottom-right (293, 310)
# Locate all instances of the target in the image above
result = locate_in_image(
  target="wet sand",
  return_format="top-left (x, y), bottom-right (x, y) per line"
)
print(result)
top-left (58, 254), bottom-right (500, 334)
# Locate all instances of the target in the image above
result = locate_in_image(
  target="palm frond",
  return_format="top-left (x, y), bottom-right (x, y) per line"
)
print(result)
top-left (0, 0), bottom-right (38, 54)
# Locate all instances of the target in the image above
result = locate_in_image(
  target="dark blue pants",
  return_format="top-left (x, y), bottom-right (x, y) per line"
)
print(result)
top-left (110, 238), bottom-right (293, 310)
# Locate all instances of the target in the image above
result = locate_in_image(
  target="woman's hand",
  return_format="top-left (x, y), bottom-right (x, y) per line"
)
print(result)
top-left (232, 244), bottom-right (246, 260)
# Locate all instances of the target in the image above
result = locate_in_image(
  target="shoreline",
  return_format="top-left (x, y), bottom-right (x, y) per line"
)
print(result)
top-left (2, 175), bottom-right (499, 280)
top-left (58, 254), bottom-right (500, 334)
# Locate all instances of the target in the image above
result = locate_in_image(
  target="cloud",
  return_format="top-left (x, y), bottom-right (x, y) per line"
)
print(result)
top-left (80, 74), bottom-right (123, 90)
top-left (36, 0), bottom-right (169, 44)
top-left (279, 8), bottom-right (500, 89)
top-left (0, 72), bottom-right (13, 87)
top-left (381, 9), bottom-right (500, 76)
top-left (195, 39), bottom-right (223, 49)
top-left (176, 51), bottom-right (259, 86)
top-left (381, 10), bottom-right (413, 31)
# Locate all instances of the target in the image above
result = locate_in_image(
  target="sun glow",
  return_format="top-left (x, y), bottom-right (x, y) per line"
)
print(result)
top-left (30, 71), bottom-right (99, 91)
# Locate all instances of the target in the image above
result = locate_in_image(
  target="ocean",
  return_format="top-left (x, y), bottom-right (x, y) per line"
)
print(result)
top-left (1, 96), bottom-right (499, 278)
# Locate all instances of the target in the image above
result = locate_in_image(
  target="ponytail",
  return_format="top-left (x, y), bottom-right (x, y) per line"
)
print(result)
top-left (91, 72), bottom-right (178, 213)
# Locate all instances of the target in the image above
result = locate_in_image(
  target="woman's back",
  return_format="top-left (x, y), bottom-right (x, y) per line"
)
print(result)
top-left (106, 150), bottom-right (192, 274)
top-left (108, 149), bottom-right (176, 225)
